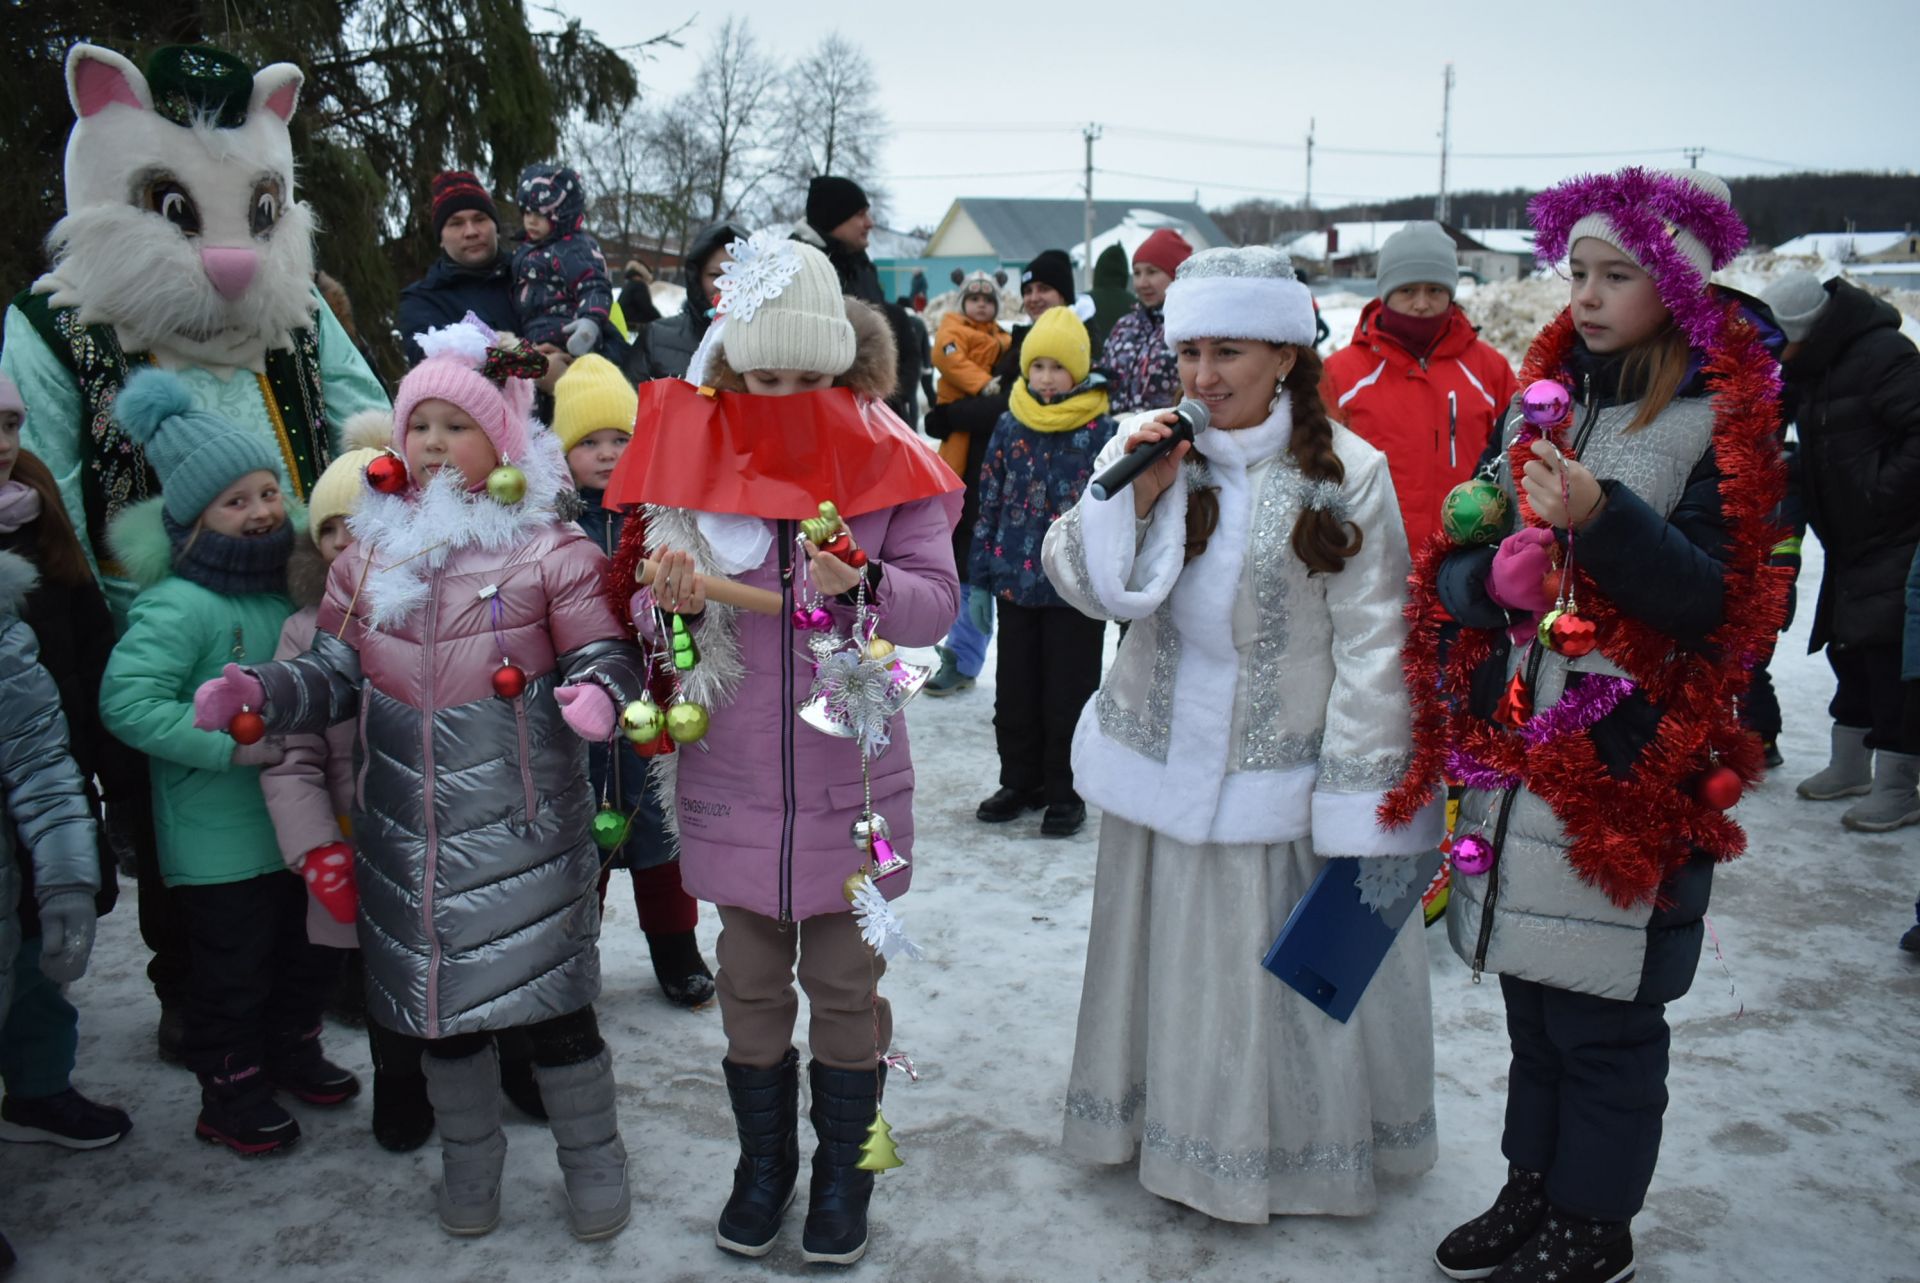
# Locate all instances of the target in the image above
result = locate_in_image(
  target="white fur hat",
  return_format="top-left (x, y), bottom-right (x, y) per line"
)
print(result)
top-left (1163, 246), bottom-right (1317, 348)
top-left (719, 232), bottom-right (856, 377)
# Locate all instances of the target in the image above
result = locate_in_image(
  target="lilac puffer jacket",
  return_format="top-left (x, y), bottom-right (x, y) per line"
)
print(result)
top-left (644, 497), bottom-right (959, 921)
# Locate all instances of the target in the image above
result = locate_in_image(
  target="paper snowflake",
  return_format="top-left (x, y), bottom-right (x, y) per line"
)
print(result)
top-left (713, 230), bottom-right (803, 325)
top-left (850, 876), bottom-right (924, 962)
top-left (1355, 855), bottom-right (1419, 913)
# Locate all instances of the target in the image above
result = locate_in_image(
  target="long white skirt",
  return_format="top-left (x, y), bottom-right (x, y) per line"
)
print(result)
top-left (1061, 815), bottom-right (1437, 1223)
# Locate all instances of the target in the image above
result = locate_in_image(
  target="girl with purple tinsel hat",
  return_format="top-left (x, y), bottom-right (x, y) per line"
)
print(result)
top-left (1382, 168), bottom-right (1791, 1283)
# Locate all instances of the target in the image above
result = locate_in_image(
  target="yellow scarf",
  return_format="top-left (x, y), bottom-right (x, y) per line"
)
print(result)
top-left (1008, 379), bottom-right (1111, 433)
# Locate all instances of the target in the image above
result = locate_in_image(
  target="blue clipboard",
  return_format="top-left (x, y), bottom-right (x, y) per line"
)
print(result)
top-left (1261, 851), bottom-right (1444, 1024)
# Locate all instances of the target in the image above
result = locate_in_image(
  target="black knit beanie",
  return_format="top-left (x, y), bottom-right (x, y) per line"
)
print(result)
top-left (1021, 249), bottom-right (1077, 304)
top-left (807, 176), bottom-right (869, 234)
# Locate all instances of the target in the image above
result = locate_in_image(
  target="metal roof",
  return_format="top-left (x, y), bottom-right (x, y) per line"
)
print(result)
top-left (950, 197), bottom-right (1231, 263)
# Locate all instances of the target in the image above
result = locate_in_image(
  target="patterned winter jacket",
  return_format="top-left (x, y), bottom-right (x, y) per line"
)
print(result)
top-left (248, 436), bottom-right (646, 1039)
top-left (511, 164), bottom-right (614, 351)
top-left (970, 408), bottom-right (1115, 608)
top-left (0, 551), bottom-right (100, 1016)
top-left (1099, 302), bottom-right (1182, 415)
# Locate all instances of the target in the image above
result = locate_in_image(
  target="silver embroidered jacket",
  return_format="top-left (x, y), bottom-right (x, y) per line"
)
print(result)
top-left (1042, 405), bottom-right (1443, 855)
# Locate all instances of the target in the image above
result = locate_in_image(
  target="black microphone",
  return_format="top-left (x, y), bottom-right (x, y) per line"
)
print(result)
top-left (1087, 398), bottom-right (1210, 502)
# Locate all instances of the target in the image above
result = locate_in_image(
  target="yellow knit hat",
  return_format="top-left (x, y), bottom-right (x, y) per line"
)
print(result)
top-left (307, 410), bottom-right (391, 540)
top-left (1020, 305), bottom-right (1092, 383)
top-left (552, 354), bottom-right (639, 454)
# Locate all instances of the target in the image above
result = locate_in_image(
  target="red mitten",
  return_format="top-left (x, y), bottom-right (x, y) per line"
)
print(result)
top-left (301, 841), bottom-right (358, 924)
top-left (1487, 527), bottom-right (1557, 614)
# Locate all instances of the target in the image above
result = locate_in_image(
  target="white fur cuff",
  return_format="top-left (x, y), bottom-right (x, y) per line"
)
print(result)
top-left (1311, 787), bottom-right (1443, 858)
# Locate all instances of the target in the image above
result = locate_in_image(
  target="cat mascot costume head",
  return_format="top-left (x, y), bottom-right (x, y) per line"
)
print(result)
top-left (2, 42), bottom-right (390, 614)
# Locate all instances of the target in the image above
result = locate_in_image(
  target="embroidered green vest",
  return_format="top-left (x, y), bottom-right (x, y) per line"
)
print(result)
top-left (11, 289), bottom-right (333, 559)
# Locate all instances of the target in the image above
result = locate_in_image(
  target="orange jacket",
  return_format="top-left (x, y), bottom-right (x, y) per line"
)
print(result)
top-left (932, 311), bottom-right (1011, 404)
top-left (1321, 300), bottom-right (1518, 553)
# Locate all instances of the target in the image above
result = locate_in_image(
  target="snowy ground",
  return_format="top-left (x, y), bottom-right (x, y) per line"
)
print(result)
top-left (3, 536), bottom-right (1918, 1283)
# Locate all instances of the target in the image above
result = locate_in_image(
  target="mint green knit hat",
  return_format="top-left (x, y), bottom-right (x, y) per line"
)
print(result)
top-left (114, 368), bottom-right (283, 524)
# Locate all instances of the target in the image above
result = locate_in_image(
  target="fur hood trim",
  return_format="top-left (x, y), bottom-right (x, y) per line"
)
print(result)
top-left (107, 494), bottom-right (310, 590)
top-left (286, 532), bottom-right (328, 609)
top-left (346, 420), bottom-right (571, 631)
top-left (840, 298), bottom-right (898, 401)
top-left (0, 550), bottom-right (38, 618)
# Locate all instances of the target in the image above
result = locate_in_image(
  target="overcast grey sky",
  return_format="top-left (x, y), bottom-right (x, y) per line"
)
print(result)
top-left (565, 0), bottom-right (1920, 233)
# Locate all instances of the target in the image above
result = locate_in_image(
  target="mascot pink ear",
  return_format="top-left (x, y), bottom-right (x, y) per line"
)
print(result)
top-left (252, 65), bottom-right (303, 123)
top-left (68, 45), bottom-right (150, 118)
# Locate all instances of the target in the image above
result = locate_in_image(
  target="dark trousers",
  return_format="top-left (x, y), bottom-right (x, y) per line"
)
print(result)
top-left (1828, 642), bottom-right (1918, 753)
top-left (131, 802), bottom-right (192, 1010)
top-left (994, 601), bottom-right (1104, 803)
top-left (1499, 974), bottom-right (1670, 1222)
top-left (175, 871), bottom-right (344, 1077)
top-left (1741, 660), bottom-right (1781, 742)
top-left (377, 1005), bottom-right (604, 1069)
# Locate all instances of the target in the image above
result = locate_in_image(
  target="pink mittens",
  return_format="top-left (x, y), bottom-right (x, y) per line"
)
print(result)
top-left (193, 663), bottom-right (265, 731)
top-left (1487, 527), bottom-right (1557, 615)
top-left (555, 683), bottom-right (617, 741)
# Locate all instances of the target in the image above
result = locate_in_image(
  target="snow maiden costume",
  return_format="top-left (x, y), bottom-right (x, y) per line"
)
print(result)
top-left (194, 318), bottom-right (648, 1240)
top-left (1384, 170), bottom-right (1789, 1283)
top-left (1043, 246), bottom-right (1444, 1224)
top-left (603, 233), bottom-right (961, 1265)
top-left (3, 43), bottom-right (388, 621)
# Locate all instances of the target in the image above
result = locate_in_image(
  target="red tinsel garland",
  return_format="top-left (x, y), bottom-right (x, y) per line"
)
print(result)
top-left (1381, 305), bottom-right (1790, 908)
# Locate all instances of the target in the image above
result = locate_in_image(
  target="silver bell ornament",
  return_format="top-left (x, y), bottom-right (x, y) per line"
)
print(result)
top-left (850, 813), bottom-right (893, 849)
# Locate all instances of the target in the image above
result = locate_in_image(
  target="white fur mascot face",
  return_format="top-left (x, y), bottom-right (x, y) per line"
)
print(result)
top-left (36, 44), bottom-right (319, 369)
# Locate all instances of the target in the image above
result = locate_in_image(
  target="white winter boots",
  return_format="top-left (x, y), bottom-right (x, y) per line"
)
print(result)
top-left (1798, 724), bottom-right (1920, 832)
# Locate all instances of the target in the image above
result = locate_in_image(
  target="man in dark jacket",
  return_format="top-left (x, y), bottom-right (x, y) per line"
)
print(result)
top-left (398, 172), bottom-right (569, 393)
top-left (649, 220), bottom-right (750, 380)
top-left (791, 176), bottom-right (919, 422)
top-left (1762, 271), bottom-right (1920, 832)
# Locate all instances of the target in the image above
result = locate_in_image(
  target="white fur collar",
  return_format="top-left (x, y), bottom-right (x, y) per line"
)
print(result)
top-left (1193, 393), bottom-right (1292, 471)
top-left (347, 424), bottom-right (570, 631)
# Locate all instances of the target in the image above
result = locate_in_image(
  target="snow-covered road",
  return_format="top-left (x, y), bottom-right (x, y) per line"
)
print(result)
top-left (3, 536), bottom-right (1915, 1283)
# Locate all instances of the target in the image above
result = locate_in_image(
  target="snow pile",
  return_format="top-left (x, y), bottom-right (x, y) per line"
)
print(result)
top-left (1069, 208), bottom-right (1214, 269)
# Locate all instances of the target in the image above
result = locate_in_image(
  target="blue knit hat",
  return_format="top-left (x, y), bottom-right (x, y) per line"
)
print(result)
top-left (115, 368), bottom-right (283, 524)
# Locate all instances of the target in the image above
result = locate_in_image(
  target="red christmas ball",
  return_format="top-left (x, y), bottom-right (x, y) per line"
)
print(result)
top-left (1548, 611), bottom-right (1599, 658)
top-left (491, 663), bottom-right (527, 699)
top-left (847, 548), bottom-right (869, 569)
top-left (1696, 764), bottom-right (1743, 811)
top-left (365, 451), bottom-right (409, 495)
top-left (634, 729), bottom-right (676, 758)
top-left (229, 709), bottom-right (266, 746)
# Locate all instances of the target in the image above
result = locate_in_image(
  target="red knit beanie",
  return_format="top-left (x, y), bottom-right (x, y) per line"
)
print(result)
top-left (1133, 228), bottom-right (1194, 277)
top-left (430, 171), bottom-right (498, 238)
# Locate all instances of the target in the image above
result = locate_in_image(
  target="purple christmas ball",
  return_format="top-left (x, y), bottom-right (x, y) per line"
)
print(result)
top-left (1452, 832), bottom-right (1495, 876)
top-left (1521, 379), bottom-right (1571, 428)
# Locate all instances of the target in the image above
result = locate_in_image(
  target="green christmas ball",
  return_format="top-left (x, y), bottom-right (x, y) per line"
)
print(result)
top-left (591, 807), bottom-right (630, 851)
top-left (621, 699), bottom-right (665, 743)
top-left (666, 700), bottom-right (710, 744)
top-left (1441, 478), bottom-right (1510, 546)
top-left (486, 464), bottom-right (527, 506)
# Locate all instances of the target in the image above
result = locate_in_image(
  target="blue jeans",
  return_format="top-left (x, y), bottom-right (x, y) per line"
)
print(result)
top-left (943, 600), bottom-right (991, 678)
top-left (0, 936), bottom-right (79, 1100)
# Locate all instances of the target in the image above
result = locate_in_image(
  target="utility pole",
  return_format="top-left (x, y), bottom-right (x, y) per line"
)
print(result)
top-left (1082, 122), bottom-right (1102, 291)
top-left (1683, 146), bottom-right (1704, 169)
top-left (1435, 63), bottom-right (1454, 223)
top-left (1305, 116), bottom-right (1316, 212)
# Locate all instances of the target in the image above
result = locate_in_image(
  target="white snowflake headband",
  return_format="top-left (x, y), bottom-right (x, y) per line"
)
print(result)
top-left (713, 230), bottom-right (803, 324)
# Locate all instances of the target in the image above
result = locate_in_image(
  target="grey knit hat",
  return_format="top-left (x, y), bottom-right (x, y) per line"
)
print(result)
top-left (114, 368), bottom-right (283, 524)
top-left (1377, 222), bottom-right (1460, 301)
top-left (1760, 270), bottom-right (1833, 344)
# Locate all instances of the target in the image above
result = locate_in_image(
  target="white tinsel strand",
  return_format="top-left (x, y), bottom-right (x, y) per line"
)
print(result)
top-left (850, 876), bottom-right (924, 962)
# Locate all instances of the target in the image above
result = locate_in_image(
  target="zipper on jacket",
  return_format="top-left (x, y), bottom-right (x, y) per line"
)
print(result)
top-left (1471, 639), bottom-right (1550, 982)
top-left (354, 698), bottom-right (372, 811)
top-left (1448, 392), bottom-right (1458, 469)
top-left (777, 520), bottom-right (797, 923)
top-left (420, 579), bottom-right (444, 1036)
top-left (513, 695), bottom-right (536, 819)
top-left (599, 516), bottom-right (623, 824)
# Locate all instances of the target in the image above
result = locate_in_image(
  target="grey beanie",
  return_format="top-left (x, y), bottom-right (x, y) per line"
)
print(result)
top-left (1760, 270), bottom-right (1833, 344)
top-left (1377, 222), bottom-right (1459, 301)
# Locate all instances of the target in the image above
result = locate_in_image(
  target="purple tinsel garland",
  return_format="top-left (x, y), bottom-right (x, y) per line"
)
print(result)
top-left (1528, 167), bottom-right (1749, 351)
top-left (1447, 673), bottom-right (1639, 790)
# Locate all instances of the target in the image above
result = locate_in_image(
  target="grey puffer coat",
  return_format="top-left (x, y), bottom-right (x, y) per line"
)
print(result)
top-left (0, 551), bottom-right (100, 1015)
top-left (249, 447), bottom-right (646, 1039)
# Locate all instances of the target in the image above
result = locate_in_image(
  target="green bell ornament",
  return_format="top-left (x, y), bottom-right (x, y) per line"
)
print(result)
top-left (621, 698), bottom-right (666, 744)
top-left (591, 806), bottom-right (631, 851)
top-left (486, 461), bottom-right (528, 506)
top-left (1441, 477), bottom-right (1510, 546)
top-left (670, 613), bottom-right (700, 672)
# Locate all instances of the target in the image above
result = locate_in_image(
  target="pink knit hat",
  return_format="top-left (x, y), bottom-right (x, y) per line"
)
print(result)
top-left (391, 314), bottom-right (544, 468)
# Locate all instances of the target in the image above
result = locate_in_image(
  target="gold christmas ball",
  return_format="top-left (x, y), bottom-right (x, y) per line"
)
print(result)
top-left (620, 699), bottom-right (665, 743)
top-left (864, 638), bottom-right (896, 662)
top-left (843, 871), bottom-right (870, 904)
top-left (665, 700), bottom-right (710, 744)
top-left (486, 464), bottom-right (528, 506)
